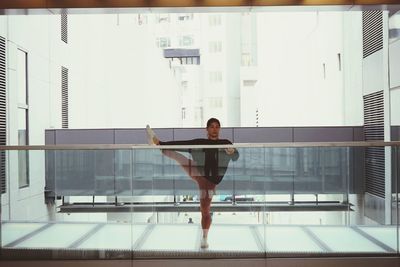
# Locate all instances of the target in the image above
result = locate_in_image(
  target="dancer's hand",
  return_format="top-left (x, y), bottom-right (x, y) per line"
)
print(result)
top-left (225, 148), bottom-right (235, 155)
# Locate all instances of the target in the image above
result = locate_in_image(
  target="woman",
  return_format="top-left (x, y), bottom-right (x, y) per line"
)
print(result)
top-left (146, 118), bottom-right (239, 248)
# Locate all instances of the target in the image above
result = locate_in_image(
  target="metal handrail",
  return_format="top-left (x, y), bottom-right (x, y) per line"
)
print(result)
top-left (0, 141), bottom-right (400, 150)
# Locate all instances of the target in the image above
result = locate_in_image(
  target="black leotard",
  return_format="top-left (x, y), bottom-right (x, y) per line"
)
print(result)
top-left (159, 139), bottom-right (239, 184)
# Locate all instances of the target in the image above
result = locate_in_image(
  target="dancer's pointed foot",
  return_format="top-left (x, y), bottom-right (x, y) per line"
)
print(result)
top-left (146, 125), bottom-right (159, 145)
top-left (200, 237), bottom-right (209, 249)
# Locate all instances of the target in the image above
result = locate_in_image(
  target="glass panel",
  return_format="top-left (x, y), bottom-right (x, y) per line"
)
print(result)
top-left (357, 226), bottom-right (397, 251)
top-left (207, 225), bottom-right (261, 252)
top-left (262, 226), bottom-right (324, 253)
top-left (307, 226), bottom-right (388, 253)
top-left (14, 223), bottom-right (96, 248)
top-left (347, 146), bottom-right (397, 254)
top-left (18, 109), bottom-right (29, 188)
top-left (78, 224), bottom-right (147, 250)
top-left (17, 150), bottom-right (29, 188)
top-left (139, 224), bottom-right (199, 251)
top-left (395, 146), bottom-right (399, 253)
top-left (54, 150), bottom-right (118, 196)
top-left (1, 144), bottom-right (399, 258)
top-left (2, 223), bottom-right (47, 246)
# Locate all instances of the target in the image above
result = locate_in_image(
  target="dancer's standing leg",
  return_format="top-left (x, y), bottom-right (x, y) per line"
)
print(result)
top-left (161, 149), bottom-right (215, 248)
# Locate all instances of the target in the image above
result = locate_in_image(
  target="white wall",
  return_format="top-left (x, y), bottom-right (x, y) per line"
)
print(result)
top-left (254, 12), bottom-right (346, 127)
top-left (240, 67), bottom-right (258, 127)
top-left (68, 14), bottom-right (181, 129)
top-left (225, 13), bottom-right (241, 127)
top-left (343, 12), bottom-right (363, 126)
top-left (389, 39), bottom-right (400, 125)
top-left (2, 14), bottom-right (67, 221)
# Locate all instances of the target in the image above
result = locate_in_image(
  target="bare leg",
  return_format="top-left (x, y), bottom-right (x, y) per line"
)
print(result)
top-left (162, 149), bottom-right (215, 248)
top-left (161, 149), bottom-right (202, 180)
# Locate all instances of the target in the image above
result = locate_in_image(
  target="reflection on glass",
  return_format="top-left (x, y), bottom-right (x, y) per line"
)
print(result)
top-left (0, 144), bottom-right (399, 258)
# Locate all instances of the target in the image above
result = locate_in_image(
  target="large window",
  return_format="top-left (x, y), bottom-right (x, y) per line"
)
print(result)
top-left (17, 49), bottom-right (29, 188)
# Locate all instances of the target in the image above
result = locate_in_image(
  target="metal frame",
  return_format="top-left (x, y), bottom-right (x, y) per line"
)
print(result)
top-left (1, 141), bottom-right (400, 150)
top-left (0, 0), bottom-right (400, 9)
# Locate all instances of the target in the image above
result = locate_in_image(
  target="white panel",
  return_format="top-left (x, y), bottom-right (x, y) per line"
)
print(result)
top-left (139, 224), bottom-right (199, 251)
top-left (15, 223), bottom-right (96, 248)
top-left (7, 41), bottom-right (17, 71)
top-left (256, 12), bottom-right (345, 127)
top-left (14, 190), bottom-right (48, 221)
top-left (262, 226), bottom-right (323, 253)
top-left (207, 225), bottom-right (260, 251)
top-left (2, 222), bottom-right (398, 257)
top-left (78, 224), bottom-right (147, 250)
top-left (2, 222), bottom-right (46, 246)
top-left (29, 53), bottom-right (50, 83)
top-left (308, 226), bottom-right (388, 253)
top-left (389, 39), bottom-right (400, 89)
top-left (29, 79), bottom-right (51, 145)
top-left (67, 14), bottom-right (181, 129)
top-left (358, 226), bottom-right (397, 250)
top-left (343, 12), bottom-right (363, 126)
top-left (363, 50), bottom-right (384, 95)
top-left (0, 17), bottom-right (7, 37)
top-left (390, 86), bottom-right (400, 125)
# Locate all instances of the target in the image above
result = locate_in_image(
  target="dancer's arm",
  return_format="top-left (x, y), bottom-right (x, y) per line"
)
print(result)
top-left (227, 147), bottom-right (239, 161)
top-left (222, 140), bottom-right (239, 161)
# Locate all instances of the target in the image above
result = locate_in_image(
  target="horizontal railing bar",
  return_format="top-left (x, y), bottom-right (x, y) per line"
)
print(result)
top-left (1, 0), bottom-right (400, 9)
top-left (0, 141), bottom-right (400, 150)
top-left (58, 201), bottom-right (351, 213)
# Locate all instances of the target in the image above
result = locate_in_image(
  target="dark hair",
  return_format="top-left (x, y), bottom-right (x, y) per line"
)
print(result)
top-left (206, 118), bottom-right (220, 128)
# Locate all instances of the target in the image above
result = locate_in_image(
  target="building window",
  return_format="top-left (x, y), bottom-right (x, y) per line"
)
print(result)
top-left (156, 37), bottom-right (171, 48)
top-left (156, 14), bottom-right (170, 23)
top-left (209, 15), bottom-right (222, 27)
top-left (209, 41), bottom-right (222, 53)
top-left (17, 49), bottom-right (29, 188)
top-left (209, 71), bottom-right (222, 83)
top-left (241, 53), bottom-right (252, 66)
top-left (178, 56), bottom-right (200, 65)
top-left (179, 35), bottom-right (194, 47)
top-left (192, 56), bottom-right (199, 64)
top-left (182, 107), bottom-right (186, 120)
top-left (181, 81), bottom-right (188, 91)
top-left (137, 14), bottom-right (148, 25)
top-left (243, 80), bottom-right (257, 87)
top-left (178, 14), bottom-right (194, 21)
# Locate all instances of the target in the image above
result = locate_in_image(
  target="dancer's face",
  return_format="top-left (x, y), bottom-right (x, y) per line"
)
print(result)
top-left (207, 122), bottom-right (220, 140)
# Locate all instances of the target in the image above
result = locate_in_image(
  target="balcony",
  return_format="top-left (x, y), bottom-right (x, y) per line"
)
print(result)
top-left (0, 141), bottom-right (399, 265)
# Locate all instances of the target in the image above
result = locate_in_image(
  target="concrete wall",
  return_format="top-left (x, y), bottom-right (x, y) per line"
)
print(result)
top-left (1, 14), bottom-right (67, 221)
